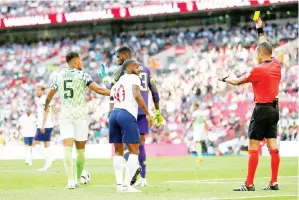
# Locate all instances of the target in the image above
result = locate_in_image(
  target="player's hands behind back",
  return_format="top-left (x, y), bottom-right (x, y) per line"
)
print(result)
top-left (97, 64), bottom-right (110, 82)
top-left (153, 109), bottom-right (164, 126)
top-left (146, 114), bottom-right (153, 128)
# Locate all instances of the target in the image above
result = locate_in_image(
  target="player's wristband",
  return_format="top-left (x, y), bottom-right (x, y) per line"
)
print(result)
top-left (256, 27), bottom-right (264, 37)
top-left (155, 109), bottom-right (160, 115)
top-left (221, 76), bottom-right (228, 82)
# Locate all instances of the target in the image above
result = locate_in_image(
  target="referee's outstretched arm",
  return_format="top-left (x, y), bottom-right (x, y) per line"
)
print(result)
top-left (218, 17), bottom-right (272, 87)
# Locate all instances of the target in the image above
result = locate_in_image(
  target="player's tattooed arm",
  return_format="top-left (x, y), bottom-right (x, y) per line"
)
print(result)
top-left (133, 85), bottom-right (153, 127)
top-left (89, 82), bottom-right (110, 96)
top-left (149, 75), bottom-right (160, 110)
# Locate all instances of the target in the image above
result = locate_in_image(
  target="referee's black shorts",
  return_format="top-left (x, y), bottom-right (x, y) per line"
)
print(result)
top-left (248, 103), bottom-right (279, 141)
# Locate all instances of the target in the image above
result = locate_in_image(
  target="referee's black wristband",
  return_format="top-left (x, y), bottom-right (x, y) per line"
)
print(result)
top-left (222, 76), bottom-right (228, 82)
top-left (256, 27), bottom-right (264, 37)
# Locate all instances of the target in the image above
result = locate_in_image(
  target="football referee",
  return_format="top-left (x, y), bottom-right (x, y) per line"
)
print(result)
top-left (219, 18), bottom-right (281, 191)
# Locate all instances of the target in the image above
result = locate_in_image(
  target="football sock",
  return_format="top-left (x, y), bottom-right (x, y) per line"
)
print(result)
top-left (76, 149), bottom-right (85, 180)
top-left (245, 150), bottom-right (259, 185)
top-left (25, 146), bottom-right (29, 161)
top-left (113, 156), bottom-right (123, 185)
top-left (34, 144), bottom-right (46, 159)
top-left (270, 149), bottom-right (280, 184)
top-left (123, 145), bottom-right (130, 161)
top-left (196, 142), bottom-right (202, 158)
top-left (139, 145), bottom-right (146, 178)
top-left (63, 147), bottom-right (74, 181)
top-left (26, 146), bottom-right (32, 162)
top-left (44, 146), bottom-right (51, 160)
top-left (123, 154), bottom-right (138, 187)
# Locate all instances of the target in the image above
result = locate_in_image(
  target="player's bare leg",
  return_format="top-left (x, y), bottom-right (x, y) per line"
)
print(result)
top-left (122, 143), bottom-right (141, 192)
top-left (114, 143), bottom-right (124, 192)
top-left (233, 139), bottom-right (259, 191)
top-left (262, 138), bottom-right (280, 190)
top-left (63, 138), bottom-right (75, 189)
top-left (75, 140), bottom-right (87, 186)
top-left (135, 134), bottom-right (147, 187)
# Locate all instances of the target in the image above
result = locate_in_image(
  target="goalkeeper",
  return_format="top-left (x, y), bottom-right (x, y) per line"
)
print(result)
top-left (99, 46), bottom-right (163, 187)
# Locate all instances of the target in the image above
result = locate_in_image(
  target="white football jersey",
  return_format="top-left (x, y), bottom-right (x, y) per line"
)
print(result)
top-left (18, 114), bottom-right (36, 137)
top-left (192, 110), bottom-right (205, 127)
top-left (111, 74), bottom-right (141, 119)
top-left (36, 95), bottom-right (54, 128)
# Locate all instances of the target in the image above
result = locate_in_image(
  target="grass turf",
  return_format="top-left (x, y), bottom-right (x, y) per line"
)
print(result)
top-left (0, 156), bottom-right (297, 200)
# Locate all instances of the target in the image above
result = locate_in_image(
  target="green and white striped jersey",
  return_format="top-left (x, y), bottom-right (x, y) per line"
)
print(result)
top-left (51, 68), bottom-right (93, 120)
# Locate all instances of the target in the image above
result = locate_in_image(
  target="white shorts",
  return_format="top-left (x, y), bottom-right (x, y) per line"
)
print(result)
top-left (59, 119), bottom-right (88, 141)
top-left (193, 125), bottom-right (206, 142)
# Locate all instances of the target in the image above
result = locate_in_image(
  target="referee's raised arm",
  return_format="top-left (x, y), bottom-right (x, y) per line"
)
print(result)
top-left (219, 18), bottom-right (282, 192)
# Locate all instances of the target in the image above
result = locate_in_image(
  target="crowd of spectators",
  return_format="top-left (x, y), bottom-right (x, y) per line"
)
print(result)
top-left (0, 22), bottom-right (298, 151)
top-left (0, 0), bottom-right (173, 18)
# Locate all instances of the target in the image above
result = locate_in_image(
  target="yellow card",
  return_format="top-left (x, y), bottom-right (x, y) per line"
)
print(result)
top-left (253, 11), bottom-right (260, 21)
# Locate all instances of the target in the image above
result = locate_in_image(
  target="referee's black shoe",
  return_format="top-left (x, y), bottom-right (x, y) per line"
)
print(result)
top-left (233, 184), bottom-right (255, 191)
top-left (130, 166), bottom-right (141, 185)
top-left (262, 182), bottom-right (279, 190)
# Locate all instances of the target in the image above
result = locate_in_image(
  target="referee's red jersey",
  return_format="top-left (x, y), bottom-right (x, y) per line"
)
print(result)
top-left (246, 58), bottom-right (281, 103)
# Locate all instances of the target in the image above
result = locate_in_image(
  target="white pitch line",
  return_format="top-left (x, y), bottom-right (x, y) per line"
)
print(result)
top-left (167, 181), bottom-right (297, 185)
top-left (166, 176), bottom-right (298, 183)
top-left (195, 195), bottom-right (298, 200)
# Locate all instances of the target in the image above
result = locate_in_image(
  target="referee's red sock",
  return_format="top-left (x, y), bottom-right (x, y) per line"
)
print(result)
top-left (270, 149), bottom-right (280, 184)
top-left (245, 150), bottom-right (259, 185)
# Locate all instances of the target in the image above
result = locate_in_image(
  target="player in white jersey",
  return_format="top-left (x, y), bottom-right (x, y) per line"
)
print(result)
top-left (33, 85), bottom-right (54, 171)
top-left (43, 52), bottom-right (110, 189)
top-left (18, 109), bottom-right (36, 166)
top-left (190, 103), bottom-right (208, 163)
top-left (109, 59), bottom-right (152, 193)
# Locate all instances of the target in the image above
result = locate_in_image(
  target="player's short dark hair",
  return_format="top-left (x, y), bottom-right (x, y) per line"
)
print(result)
top-left (122, 59), bottom-right (137, 70)
top-left (115, 46), bottom-right (132, 56)
top-left (66, 51), bottom-right (79, 63)
top-left (257, 42), bottom-right (273, 56)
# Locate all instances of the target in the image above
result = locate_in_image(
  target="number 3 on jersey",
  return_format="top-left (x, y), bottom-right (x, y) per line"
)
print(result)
top-left (64, 80), bottom-right (74, 99)
top-left (114, 84), bottom-right (125, 102)
top-left (139, 72), bottom-right (148, 91)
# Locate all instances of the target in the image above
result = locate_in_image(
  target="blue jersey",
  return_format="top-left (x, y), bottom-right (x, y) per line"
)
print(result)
top-left (108, 62), bottom-right (159, 115)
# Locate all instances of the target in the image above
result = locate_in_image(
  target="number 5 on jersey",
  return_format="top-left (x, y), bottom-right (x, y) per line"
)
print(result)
top-left (64, 80), bottom-right (74, 99)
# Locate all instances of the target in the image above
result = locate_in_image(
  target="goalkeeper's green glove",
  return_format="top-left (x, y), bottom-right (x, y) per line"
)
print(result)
top-left (153, 109), bottom-right (164, 126)
top-left (97, 63), bottom-right (110, 82)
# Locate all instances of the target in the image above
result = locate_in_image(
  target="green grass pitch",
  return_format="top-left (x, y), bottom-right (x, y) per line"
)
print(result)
top-left (0, 156), bottom-right (297, 200)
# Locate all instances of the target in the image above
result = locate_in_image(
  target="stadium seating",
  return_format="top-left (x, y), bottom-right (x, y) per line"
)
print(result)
top-left (0, 23), bottom-right (298, 148)
top-left (0, 0), bottom-right (150, 18)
